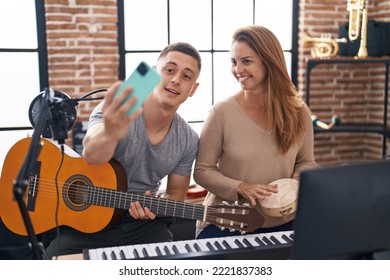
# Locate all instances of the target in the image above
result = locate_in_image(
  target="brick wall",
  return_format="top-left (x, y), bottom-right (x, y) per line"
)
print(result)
top-left (45, 0), bottom-right (119, 121)
top-left (43, 0), bottom-right (390, 165)
top-left (298, 0), bottom-right (390, 165)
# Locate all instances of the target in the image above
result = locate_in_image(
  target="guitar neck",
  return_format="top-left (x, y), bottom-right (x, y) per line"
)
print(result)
top-left (86, 186), bottom-right (206, 221)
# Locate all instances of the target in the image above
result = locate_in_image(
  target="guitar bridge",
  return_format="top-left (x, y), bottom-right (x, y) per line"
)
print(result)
top-left (27, 161), bottom-right (41, 211)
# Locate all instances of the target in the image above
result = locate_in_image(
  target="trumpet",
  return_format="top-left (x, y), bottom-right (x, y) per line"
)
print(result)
top-left (346, 0), bottom-right (368, 58)
top-left (303, 34), bottom-right (347, 58)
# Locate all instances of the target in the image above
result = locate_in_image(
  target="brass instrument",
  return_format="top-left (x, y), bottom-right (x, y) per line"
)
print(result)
top-left (346, 0), bottom-right (368, 58)
top-left (303, 34), bottom-right (347, 58)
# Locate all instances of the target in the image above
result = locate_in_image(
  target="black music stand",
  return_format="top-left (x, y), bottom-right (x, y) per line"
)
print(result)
top-left (12, 88), bottom-right (54, 260)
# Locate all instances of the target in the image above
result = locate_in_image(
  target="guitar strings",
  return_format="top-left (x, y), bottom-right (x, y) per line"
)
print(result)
top-left (25, 177), bottom-right (249, 222)
top-left (22, 177), bottom-right (252, 229)
top-left (28, 177), bottom-right (217, 216)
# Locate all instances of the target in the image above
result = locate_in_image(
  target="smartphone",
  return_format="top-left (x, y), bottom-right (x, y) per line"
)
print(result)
top-left (114, 61), bottom-right (161, 115)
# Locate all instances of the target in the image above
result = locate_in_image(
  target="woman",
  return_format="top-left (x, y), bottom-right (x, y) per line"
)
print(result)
top-left (194, 25), bottom-right (316, 239)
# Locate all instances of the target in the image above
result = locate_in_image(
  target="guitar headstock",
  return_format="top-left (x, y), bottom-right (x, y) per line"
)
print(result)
top-left (206, 202), bottom-right (264, 233)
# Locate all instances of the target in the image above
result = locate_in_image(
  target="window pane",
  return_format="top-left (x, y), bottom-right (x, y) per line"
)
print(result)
top-left (0, 53), bottom-right (40, 127)
top-left (213, 52), bottom-right (240, 104)
top-left (255, 0), bottom-right (293, 50)
top-left (0, 130), bottom-right (33, 174)
top-left (213, 0), bottom-right (253, 50)
top-left (188, 122), bottom-right (203, 137)
top-left (170, 0), bottom-right (211, 50)
top-left (177, 53), bottom-right (212, 122)
top-left (0, 1), bottom-right (37, 48)
top-left (124, 0), bottom-right (168, 50)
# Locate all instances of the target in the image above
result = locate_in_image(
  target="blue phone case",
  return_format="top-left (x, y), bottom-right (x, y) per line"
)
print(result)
top-left (114, 61), bottom-right (161, 115)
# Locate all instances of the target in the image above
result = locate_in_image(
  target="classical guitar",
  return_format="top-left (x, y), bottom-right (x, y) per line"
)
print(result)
top-left (0, 137), bottom-right (264, 236)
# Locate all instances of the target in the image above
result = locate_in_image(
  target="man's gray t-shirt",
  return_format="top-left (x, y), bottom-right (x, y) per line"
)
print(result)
top-left (87, 103), bottom-right (199, 195)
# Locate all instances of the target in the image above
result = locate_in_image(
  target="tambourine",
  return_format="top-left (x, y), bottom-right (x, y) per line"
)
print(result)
top-left (260, 178), bottom-right (299, 217)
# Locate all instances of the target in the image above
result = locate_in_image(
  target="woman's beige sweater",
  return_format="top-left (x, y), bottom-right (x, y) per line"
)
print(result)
top-left (194, 96), bottom-right (316, 229)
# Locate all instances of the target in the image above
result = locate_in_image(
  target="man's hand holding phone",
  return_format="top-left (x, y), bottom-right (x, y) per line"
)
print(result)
top-left (102, 61), bottom-right (161, 140)
top-left (113, 61), bottom-right (161, 115)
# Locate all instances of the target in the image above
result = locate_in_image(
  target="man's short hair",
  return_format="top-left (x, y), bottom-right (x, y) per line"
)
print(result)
top-left (158, 42), bottom-right (201, 71)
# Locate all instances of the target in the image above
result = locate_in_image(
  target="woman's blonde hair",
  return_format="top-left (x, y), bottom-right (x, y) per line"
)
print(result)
top-left (232, 25), bottom-right (306, 153)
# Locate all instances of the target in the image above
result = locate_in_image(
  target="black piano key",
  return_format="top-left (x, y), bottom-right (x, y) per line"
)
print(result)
top-left (133, 248), bottom-right (140, 259)
top-left (206, 242), bottom-right (216, 251)
top-left (155, 247), bottom-right (163, 256)
top-left (262, 236), bottom-right (274, 246)
top-left (142, 248), bottom-right (149, 258)
top-left (102, 251), bottom-right (108, 260)
top-left (222, 240), bottom-right (232, 249)
top-left (185, 244), bottom-right (193, 253)
top-left (234, 239), bottom-right (245, 248)
top-left (172, 245), bottom-right (179, 254)
top-left (282, 234), bottom-right (293, 243)
top-left (254, 237), bottom-right (266, 246)
top-left (270, 236), bottom-right (282, 245)
top-left (243, 238), bottom-right (253, 247)
top-left (194, 243), bottom-right (202, 252)
top-left (119, 250), bottom-right (126, 260)
top-left (164, 246), bottom-right (171, 255)
top-left (213, 241), bottom-right (224, 250)
top-left (111, 251), bottom-right (117, 260)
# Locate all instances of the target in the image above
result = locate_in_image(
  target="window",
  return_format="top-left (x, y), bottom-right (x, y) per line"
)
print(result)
top-left (0, 0), bottom-right (48, 171)
top-left (118, 0), bottom-right (298, 135)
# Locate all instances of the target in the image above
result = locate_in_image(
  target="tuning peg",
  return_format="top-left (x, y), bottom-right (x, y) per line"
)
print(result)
top-left (229, 228), bottom-right (236, 232)
top-left (240, 231), bottom-right (246, 235)
top-left (234, 201), bottom-right (239, 205)
top-left (220, 227), bottom-right (225, 231)
top-left (242, 203), bottom-right (250, 207)
top-left (221, 201), bottom-right (229, 205)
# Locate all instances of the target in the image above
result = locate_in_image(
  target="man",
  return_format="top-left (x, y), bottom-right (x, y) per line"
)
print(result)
top-left (46, 42), bottom-right (201, 258)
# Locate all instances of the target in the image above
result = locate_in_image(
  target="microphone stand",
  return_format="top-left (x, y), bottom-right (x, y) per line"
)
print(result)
top-left (12, 88), bottom-right (54, 260)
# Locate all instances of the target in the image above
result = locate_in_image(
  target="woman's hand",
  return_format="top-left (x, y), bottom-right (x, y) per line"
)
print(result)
top-left (237, 182), bottom-right (278, 206)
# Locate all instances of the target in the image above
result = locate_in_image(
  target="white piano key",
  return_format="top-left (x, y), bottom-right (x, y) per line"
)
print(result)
top-left (147, 243), bottom-right (166, 257)
top-left (88, 249), bottom-right (99, 260)
top-left (143, 244), bottom-right (159, 257)
top-left (185, 239), bottom-right (203, 252)
top-left (196, 239), bottom-right (215, 251)
top-left (133, 247), bottom-right (144, 258)
top-left (110, 246), bottom-right (121, 259)
top-left (120, 245), bottom-right (135, 259)
top-left (142, 245), bottom-right (155, 258)
top-left (270, 231), bottom-right (290, 244)
top-left (95, 248), bottom-right (108, 259)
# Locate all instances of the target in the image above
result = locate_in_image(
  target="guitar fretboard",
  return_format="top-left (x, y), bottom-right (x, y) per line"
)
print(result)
top-left (85, 186), bottom-right (206, 221)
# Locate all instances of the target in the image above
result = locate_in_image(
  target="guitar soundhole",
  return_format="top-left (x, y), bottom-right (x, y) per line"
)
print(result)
top-left (63, 175), bottom-right (92, 211)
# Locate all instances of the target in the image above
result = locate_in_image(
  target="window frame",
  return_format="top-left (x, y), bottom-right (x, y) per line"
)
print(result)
top-left (0, 0), bottom-right (48, 132)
